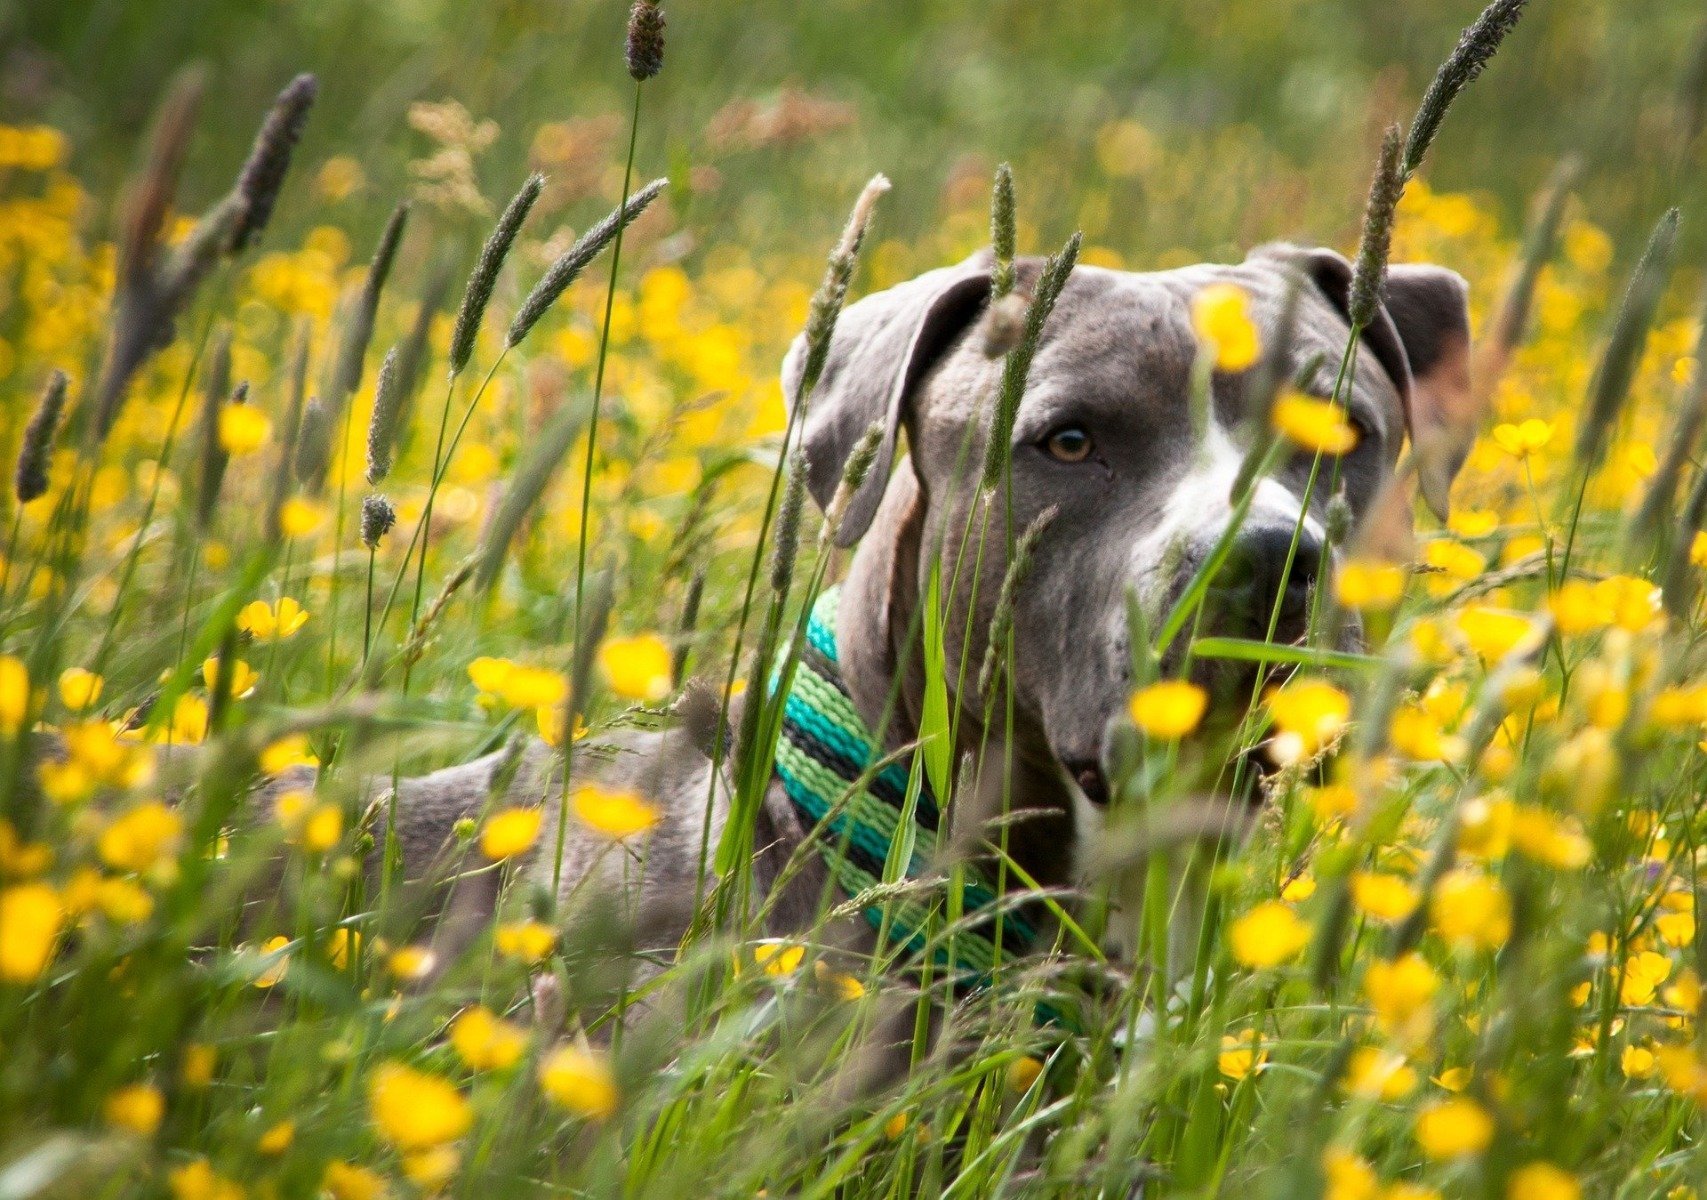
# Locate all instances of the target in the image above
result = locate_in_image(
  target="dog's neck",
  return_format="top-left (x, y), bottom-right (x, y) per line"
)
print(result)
top-left (834, 469), bottom-right (1079, 889)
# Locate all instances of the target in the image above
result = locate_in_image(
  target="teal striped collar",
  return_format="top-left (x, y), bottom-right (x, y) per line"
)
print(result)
top-left (773, 586), bottom-right (1038, 975)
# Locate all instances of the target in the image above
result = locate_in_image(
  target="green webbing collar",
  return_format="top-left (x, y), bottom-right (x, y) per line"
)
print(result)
top-left (773, 586), bottom-right (1038, 976)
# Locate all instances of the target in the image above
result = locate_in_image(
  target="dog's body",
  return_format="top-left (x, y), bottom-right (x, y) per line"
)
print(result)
top-left (256, 244), bottom-right (1474, 974)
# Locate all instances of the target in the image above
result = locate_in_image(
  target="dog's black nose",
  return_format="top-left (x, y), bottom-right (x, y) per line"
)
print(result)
top-left (1209, 526), bottom-right (1326, 636)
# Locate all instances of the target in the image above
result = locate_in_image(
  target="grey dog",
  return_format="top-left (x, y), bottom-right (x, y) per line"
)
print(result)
top-left (239, 243), bottom-right (1473, 978)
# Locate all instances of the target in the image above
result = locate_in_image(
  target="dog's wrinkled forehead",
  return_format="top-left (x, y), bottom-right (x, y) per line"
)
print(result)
top-left (1005, 257), bottom-right (1410, 453)
top-left (786, 243), bottom-right (1471, 546)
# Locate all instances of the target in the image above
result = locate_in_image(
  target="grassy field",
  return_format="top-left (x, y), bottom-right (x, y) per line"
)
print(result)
top-left (4, 1), bottom-right (1707, 1196)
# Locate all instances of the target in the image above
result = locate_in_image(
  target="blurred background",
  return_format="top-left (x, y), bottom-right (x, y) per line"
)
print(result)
top-left (6, 0), bottom-right (1706, 276)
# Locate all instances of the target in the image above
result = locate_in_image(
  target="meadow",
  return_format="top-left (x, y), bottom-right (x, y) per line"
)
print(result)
top-left (4, 0), bottom-right (1707, 1196)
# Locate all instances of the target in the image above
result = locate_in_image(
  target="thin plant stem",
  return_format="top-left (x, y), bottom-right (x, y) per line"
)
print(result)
top-left (555, 82), bottom-right (644, 908)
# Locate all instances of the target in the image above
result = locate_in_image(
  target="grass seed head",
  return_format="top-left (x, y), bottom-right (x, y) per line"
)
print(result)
top-left (1403, 0), bottom-right (1529, 175)
top-left (294, 397), bottom-right (333, 494)
top-left (990, 162), bottom-right (1016, 300)
top-left (981, 231), bottom-right (1082, 492)
top-left (822, 422), bottom-right (884, 542)
top-left (231, 73), bottom-right (318, 252)
top-left (194, 330), bottom-right (234, 529)
top-left (1575, 206), bottom-right (1680, 470)
top-left (451, 173), bottom-right (545, 377)
top-left (626, 0), bottom-right (666, 81)
top-left (365, 347), bottom-right (402, 485)
top-left (770, 450), bottom-right (808, 595)
top-left (334, 202), bottom-right (408, 404)
top-left (1348, 124), bottom-right (1405, 331)
top-left (796, 174), bottom-right (891, 403)
top-left (15, 368), bottom-right (68, 504)
top-left (978, 504), bottom-right (1058, 697)
top-left (507, 177), bottom-right (668, 350)
top-left (360, 493), bottom-right (397, 550)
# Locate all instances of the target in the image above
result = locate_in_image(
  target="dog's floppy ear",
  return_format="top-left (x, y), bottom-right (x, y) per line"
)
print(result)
top-left (782, 255), bottom-right (992, 547)
top-left (1286, 248), bottom-right (1473, 522)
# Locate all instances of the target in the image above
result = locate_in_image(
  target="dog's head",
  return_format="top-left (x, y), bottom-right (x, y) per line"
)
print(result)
top-left (783, 245), bottom-right (1470, 881)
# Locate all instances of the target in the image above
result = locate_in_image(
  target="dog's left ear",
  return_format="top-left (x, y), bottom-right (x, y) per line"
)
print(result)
top-left (1282, 248), bottom-right (1474, 521)
top-left (782, 254), bottom-right (993, 547)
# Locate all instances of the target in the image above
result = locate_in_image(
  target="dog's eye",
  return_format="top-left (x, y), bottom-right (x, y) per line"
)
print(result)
top-left (1043, 426), bottom-right (1094, 463)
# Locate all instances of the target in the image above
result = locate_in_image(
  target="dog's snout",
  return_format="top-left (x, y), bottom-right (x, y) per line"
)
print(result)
top-left (1209, 526), bottom-right (1325, 635)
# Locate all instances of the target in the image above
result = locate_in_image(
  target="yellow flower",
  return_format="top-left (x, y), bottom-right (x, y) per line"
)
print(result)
top-left (467, 656), bottom-right (515, 694)
top-left (1350, 871), bottom-right (1420, 923)
top-left (389, 944), bottom-right (437, 981)
top-left (1322, 1147), bottom-right (1378, 1200)
top-left (535, 704), bottom-right (588, 747)
top-left (168, 1159), bottom-right (244, 1200)
top-left (1651, 685), bottom-right (1707, 728)
top-left (1414, 1096), bottom-right (1494, 1159)
top-left (1435, 1065), bottom-right (1472, 1092)
top-left (1128, 679), bottom-right (1208, 739)
top-left (1491, 418), bottom-right (1553, 458)
top-left (402, 1145), bottom-right (459, 1190)
top-left (1006, 1055), bottom-right (1046, 1092)
top-left (1596, 574), bottom-right (1662, 633)
top-left (1425, 538), bottom-right (1487, 583)
top-left (1459, 793), bottom-right (1515, 861)
top-left (96, 876), bottom-right (154, 923)
top-left (1656, 910), bottom-right (1695, 949)
top-left (368, 1061), bottom-right (473, 1150)
top-left (218, 404), bottom-right (272, 456)
top-left (0, 655), bottom-right (30, 733)
top-left (813, 958), bottom-right (867, 1000)
top-left (1623, 1044), bottom-right (1657, 1079)
top-left (1264, 678), bottom-right (1351, 764)
top-left (257, 1118), bottom-right (295, 1154)
top-left (1281, 872), bottom-right (1318, 902)
top-left (1455, 606), bottom-right (1537, 662)
top-left (1364, 952), bottom-right (1438, 1042)
top-left (237, 597), bottom-right (310, 641)
top-left (1272, 393), bottom-right (1358, 455)
top-left (1335, 559), bottom-right (1406, 611)
top-left (1507, 1162), bottom-right (1581, 1200)
top-left (571, 784), bottom-right (660, 839)
top-left (1693, 530), bottom-right (1707, 568)
top-left (181, 1044), bottom-right (217, 1089)
top-left (1658, 1043), bottom-right (1707, 1103)
top-left (0, 883), bottom-right (63, 982)
top-left (1621, 950), bottom-right (1673, 1006)
top-left (1217, 1029), bottom-right (1268, 1080)
top-left (277, 496), bottom-right (325, 538)
top-left (481, 807), bottom-right (543, 860)
top-left (539, 1045), bottom-right (618, 1119)
top-left (1430, 870), bottom-right (1512, 952)
top-left (104, 1082), bottom-right (165, 1136)
top-left (449, 1005), bottom-right (528, 1072)
top-left (202, 656), bottom-right (259, 700)
top-left (1309, 783), bottom-right (1359, 823)
top-left (259, 733), bottom-right (317, 774)
top-left (1509, 806), bottom-right (1591, 869)
top-left (1343, 1046), bottom-right (1417, 1100)
top-left (598, 634), bottom-right (673, 702)
top-left (0, 819), bottom-right (51, 878)
top-left (495, 920), bottom-right (556, 964)
top-left (1448, 508), bottom-right (1499, 538)
top-left (753, 941), bottom-right (806, 977)
top-left (158, 692), bottom-right (210, 744)
top-left (1547, 580), bottom-right (1609, 637)
top-left (322, 1161), bottom-right (387, 1200)
top-left (57, 667), bottom-right (103, 711)
top-left (252, 935), bottom-right (291, 988)
top-left (98, 801), bottom-right (183, 873)
top-left (1228, 900), bottom-right (1310, 968)
top-left (1191, 282), bottom-right (1261, 372)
